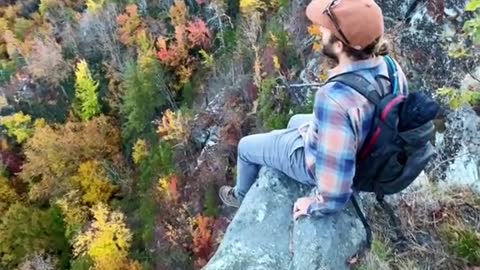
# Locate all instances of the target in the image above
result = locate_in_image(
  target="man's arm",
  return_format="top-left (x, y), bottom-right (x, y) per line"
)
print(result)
top-left (306, 89), bottom-right (357, 217)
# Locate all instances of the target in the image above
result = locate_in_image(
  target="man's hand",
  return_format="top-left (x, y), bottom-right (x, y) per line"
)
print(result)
top-left (293, 196), bottom-right (317, 220)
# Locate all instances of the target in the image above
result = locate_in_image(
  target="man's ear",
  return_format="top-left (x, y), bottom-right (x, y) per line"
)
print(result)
top-left (335, 40), bottom-right (344, 54)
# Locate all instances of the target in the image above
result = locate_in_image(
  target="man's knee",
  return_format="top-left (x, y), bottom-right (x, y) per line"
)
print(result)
top-left (238, 135), bottom-right (254, 159)
top-left (288, 114), bottom-right (307, 129)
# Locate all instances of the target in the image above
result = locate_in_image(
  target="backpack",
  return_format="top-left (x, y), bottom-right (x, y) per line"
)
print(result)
top-left (325, 55), bottom-right (438, 249)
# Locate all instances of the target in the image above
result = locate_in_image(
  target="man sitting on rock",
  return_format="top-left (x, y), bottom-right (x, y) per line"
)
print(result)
top-left (219, 0), bottom-right (408, 220)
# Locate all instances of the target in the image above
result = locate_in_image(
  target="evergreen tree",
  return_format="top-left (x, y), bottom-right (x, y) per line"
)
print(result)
top-left (121, 52), bottom-right (168, 144)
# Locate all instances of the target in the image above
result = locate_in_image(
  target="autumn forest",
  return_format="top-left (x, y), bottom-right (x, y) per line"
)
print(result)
top-left (0, 0), bottom-right (315, 269)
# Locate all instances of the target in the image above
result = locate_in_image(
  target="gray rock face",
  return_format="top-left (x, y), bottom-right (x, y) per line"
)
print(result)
top-left (436, 107), bottom-right (480, 190)
top-left (204, 167), bottom-right (365, 270)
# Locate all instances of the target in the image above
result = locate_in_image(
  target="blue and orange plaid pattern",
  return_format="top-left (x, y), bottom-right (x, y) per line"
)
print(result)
top-left (298, 57), bottom-right (408, 216)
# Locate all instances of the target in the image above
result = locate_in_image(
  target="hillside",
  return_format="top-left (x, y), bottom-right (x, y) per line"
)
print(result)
top-left (0, 0), bottom-right (479, 270)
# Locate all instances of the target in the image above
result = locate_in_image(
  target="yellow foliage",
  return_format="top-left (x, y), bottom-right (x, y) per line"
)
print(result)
top-left (73, 203), bottom-right (137, 270)
top-left (20, 116), bottom-right (121, 202)
top-left (34, 118), bottom-right (46, 129)
top-left (0, 112), bottom-right (33, 144)
top-left (56, 190), bottom-right (88, 236)
top-left (199, 49), bottom-right (214, 69)
top-left (176, 65), bottom-right (193, 87)
top-left (39, 0), bottom-right (61, 15)
top-left (71, 161), bottom-right (117, 205)
top-left (268, 32), bottom-right (279, 48)
top-left (132, 139), bottom-right (148, 165)
top-left (158, 176), bottom-right (170, 195)
top-left (157, 174), bottom-right (179, 201)
top-left (240, 0), bottom-right (266, 15)
top-left (307, 25), bottom-right (322, 37)
top-left (272, 55), bottom-right (281, 73)
top-left (3, 5), bottom-right (20, 21)
top-left (437, 87), bottom-right (480, 109)
top-left (86, 0), bottom-right (105, 13)
top-left (75, 59), bottom-right (101, 120)
top-left (157, 109), bottom-right (190, 143)
top-left (0, 176), bottom-right (18, 215)
top-left (169, 0), bottom-right (189, 26)
top-left (307, 25), bottom-right (323, 53)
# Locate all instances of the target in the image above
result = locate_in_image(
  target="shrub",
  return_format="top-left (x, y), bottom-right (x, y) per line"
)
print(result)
top-left (442, 224), bottom-right (480, 265)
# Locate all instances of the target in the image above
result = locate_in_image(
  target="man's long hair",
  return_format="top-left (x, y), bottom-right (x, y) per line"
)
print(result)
top-left (329, 35), bottom-right (390, 60)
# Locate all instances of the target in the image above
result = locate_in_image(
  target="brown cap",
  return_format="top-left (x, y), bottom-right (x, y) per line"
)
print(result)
top-left (306, 0), bottom-right (384, 50)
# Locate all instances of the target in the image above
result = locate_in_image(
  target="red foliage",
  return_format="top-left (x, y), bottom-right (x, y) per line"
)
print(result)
top-left (155, 26), bottom-right (190, 67)
top-left (156, 37), bottom-right (171, 63)
top-left (1, 150), bottom-right (23, 174)
top-left (186, 18), bottom-right (211, 48)
top-left (0, 140), bottom-right (23, 174)
top-left (192, 216), bottom-right (214, 268)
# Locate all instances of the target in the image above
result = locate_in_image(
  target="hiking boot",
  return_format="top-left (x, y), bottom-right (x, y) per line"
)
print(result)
top-left (219, 186), bottom-right (241, 208)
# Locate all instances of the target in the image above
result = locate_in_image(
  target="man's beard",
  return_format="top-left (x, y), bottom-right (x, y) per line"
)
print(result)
top-left (321, 39), bottom-right (339, 64)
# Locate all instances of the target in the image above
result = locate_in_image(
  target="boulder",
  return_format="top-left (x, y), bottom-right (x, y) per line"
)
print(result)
top-left (204, 167), bottom-right (366, 270)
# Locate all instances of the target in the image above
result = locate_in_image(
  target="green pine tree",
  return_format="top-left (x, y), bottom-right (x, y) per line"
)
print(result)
top-left (121, 52), bottom-right (168, 144)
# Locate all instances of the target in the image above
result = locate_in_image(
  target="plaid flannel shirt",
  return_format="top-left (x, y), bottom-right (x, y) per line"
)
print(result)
top-left (298, 57), bottom-right (408, 217)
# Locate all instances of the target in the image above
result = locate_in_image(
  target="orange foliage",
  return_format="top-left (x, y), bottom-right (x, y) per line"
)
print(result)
top-left (117, 4), bottom-right (144, 46)
top-left (192, 216), bottom-right (214, 268)
top-left (168, 175), bottom-right (179, 202)
top-left (169, 0), bottom-right (189, 26)
top-left (308, 25), bottom-right (323, 52)
top-left (157, 174), bottom-right (180, 202)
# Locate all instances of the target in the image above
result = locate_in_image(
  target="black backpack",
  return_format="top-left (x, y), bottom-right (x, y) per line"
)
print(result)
top-left (326, 55), bottom-right (438, 249)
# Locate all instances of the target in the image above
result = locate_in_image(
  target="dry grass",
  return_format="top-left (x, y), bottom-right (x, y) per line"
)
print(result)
top-left (357, 182), bottom-right (480, 270)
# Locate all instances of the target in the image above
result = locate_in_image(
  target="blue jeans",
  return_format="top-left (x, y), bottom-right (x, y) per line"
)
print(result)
top-left (234, 114), bottom-right (316, 199)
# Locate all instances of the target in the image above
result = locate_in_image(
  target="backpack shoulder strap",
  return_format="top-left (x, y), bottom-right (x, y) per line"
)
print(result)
top-left (384, 55), bottom-right (399, 95)
top-left (327, 72), bottom-right (382, 106)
